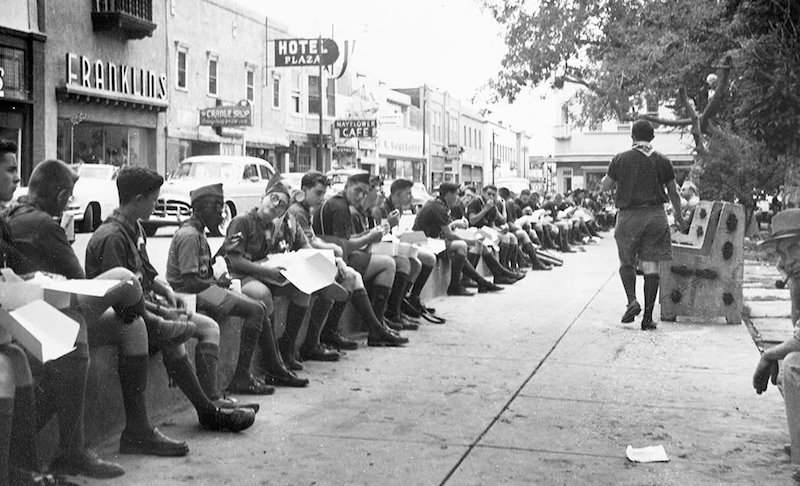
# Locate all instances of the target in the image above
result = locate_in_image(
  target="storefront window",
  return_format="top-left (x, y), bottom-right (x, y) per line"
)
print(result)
top-left (57, 119), bottom-right (155, 169)
top-left (0, 46), bottom-right (27, 101)
top-left (308, 75), bottom-right (320, 115)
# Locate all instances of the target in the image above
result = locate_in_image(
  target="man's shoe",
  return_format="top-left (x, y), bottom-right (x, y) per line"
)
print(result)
top-left (50, 450), bottom-right (125, 479)
top-left (225, 374), bottom-right (274, 395)
top-left (478, 283), bottom-right (504, 293)
top-left (383, 316), bottom-right (404, 331)
top-left (198, 407), bottom-right (256, 432)
top-left (461, 279), bottom-right (479, 288)
top-left (493, 275), bottom-right (519, 285)
top-left (214, 396), bottom-right (261, 413)
top-left (641, 318), bottom-right (657, 331)
top-left (279, 348), bottom-right (304, 372)
top-left (367, 328), bottom-right (409, 346)
top-left (533, 262), bottom-right (553, 271)
top-left (120, 428), bottom-right (189, 457)
top-left (399, 314), bottom-right (420, 330)
top-left (447, 286), bottom-right (475, 296)
top-left (320, 331), bottom-right (359, 351)
top-left (262, 370), bottom-right (309, 388)
top-left (621, 301), bottom-right (642, 323)
top-left (299, 344), bottom-right (340, 362)
top-left (9, 468), bottom-right (63, 486)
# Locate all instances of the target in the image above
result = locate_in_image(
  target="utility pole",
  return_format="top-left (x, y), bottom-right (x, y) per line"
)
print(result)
top-left (491, 130), bottom-right (496, 185)
top-left (318, 36), bottom-right (324, 172)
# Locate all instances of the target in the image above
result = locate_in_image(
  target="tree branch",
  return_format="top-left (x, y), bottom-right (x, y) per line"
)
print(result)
top-left (677, 86), bottom-right (706, 155)
top-left (637, 114), bottom-right (693, 127)
top-left (699, 55), bottom-right (733, 135)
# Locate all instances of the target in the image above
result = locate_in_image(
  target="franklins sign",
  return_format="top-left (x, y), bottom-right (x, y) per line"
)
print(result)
top-left (199, 100), bottom-right (252, 127)
top-left (334, 119), bottom-right (377, 138)
top-left (65, 53), bottom-right (167, 101)
top-left (273, 38), bottom-right (339, 67)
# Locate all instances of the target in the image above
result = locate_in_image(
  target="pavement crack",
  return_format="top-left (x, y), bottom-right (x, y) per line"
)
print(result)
top-left (438, 270), bottom-right (617, 486)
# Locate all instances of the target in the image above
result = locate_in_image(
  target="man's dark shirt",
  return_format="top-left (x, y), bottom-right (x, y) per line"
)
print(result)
top-left (7, 199), bottom-right (84, 279)
top-left (606, 148), bottom-right (674, 209)
top-left (504, 199), bottom-right (522, 221)
top-left (450, 201), bottom-right (466, 220)
top-left (166, 218), bottom-right (215, 293)
top-left (349, 205), bottom-right (371, 235)
top-left (540, 200), bottom-right (571, 220)
top-left (86, 209), bottom-right (156, 288)
top-left (287, 201), bottom-right (315, 242)
top-left (466, 197), bottom-right (498, 228)
top-left (413, 198), bottom-right (451, 238)
top-left (314, 194), bottom-right (354, 241)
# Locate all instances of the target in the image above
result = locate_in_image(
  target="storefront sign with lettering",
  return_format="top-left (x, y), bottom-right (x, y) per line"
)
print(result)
top-left (274, 39), bottom-right (339, 67)
top-left (334, 119), bottom-right (377, 138)
top-left (65, 53), bottom-right (167, 101)
top-left (199, 100), bottom-right (252, 127)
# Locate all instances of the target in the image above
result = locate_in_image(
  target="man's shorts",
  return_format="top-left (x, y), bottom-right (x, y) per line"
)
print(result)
top-left (197, 285), bottom-right (239, 318)
top-left (347, 250), bottom-right (371, 276)
top-left (614, 206), bottom-right (672, 266)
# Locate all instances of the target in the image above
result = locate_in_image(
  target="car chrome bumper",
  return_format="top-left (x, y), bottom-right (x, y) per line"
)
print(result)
top-left (148, 199), bottom-right (192, 226)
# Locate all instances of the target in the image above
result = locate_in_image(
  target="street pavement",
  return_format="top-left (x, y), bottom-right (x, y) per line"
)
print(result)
top-left (71, 231), bottom-right (794, 485)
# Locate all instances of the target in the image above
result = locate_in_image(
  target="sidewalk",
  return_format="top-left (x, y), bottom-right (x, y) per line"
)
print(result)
top-left (81, 235), bottom-right (792, 485)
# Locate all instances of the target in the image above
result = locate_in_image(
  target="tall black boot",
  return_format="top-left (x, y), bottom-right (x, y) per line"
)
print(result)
top-left (9, 386), bottom-right (38, 471)
top-left (278, 302), bottom-right (306, 371)
top-left (461, 259), bottom-right (504, 292)
top-left (524, 242), bottom-right (551, 270)
top-left (467, 252), bottom-right (481, 268)
top-left (499, 244), bottom-right (510, 268)
top-left (0, 398), bottom-right (12, 485)
top-left (369, 285), bottom-right (392, 325)
top-left (226, 326), bottom-right (272, 395)
top-left (385, 273), bottom-right (409, 321)
top-left (483, 252), bottom-right (519, 280)
top-left (447, 253), bottom-right (469, 294)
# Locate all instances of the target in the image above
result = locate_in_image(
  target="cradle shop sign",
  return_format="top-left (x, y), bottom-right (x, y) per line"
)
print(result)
top-left (274, 39), bottom-right (339, 67)
top-left (199, 100), bottom-right (252, 127)
top-left (334, 119), bottom-right (377, 138)
top-left (65, 53), bottom-right (167, 101)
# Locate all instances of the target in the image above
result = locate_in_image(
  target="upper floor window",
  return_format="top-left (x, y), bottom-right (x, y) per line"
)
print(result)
top-left (272, 75), bottom-right (281, 109)
top-left (308, 75), bottom-right (321, 115)
top-left (207, 55), bottom-right (218, 97)
top-left (326, 78), bottom-right (335, 117)
top-left (245, 66), bottom-right (255, 102)
top-left (176, 46), bottom-right (188, 90)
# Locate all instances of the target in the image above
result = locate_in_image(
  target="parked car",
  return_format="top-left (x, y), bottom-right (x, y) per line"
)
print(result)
top-left (143, 155), bottom-right (275, 237)
top-left (381, 179), bottom-right (432, 213)
top-left (325, 168), bottom-right (368, 198)
top-left (12, 163), bottom-right (120, 233)
top-left (495, 177), bottom-right (532, 197)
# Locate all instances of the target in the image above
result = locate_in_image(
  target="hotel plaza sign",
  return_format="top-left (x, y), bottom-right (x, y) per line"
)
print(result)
top-left (273, 38), bottom-right (339, 67)
top-left (199, 100), bottom-right (252, 127)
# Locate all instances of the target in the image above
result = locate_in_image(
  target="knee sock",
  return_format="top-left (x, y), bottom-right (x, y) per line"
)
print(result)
top-left (117, 354), bottom-right (153, 436)
top-left (352, 288), bottom-right (386, 334)
top-left (279, 302), bottom-right (305, 356)
top-left (410, 264), bottom-right (433, 299)
top-left (162, 354), bottom-right (215, 416)
top-left (233, 327), bottom-right (260, 382)
top-left (449, 254), bottom-right (465, 291)
top-left (302, 297), bottom-right (334, 351)
top-left (194, 342), bottom-right (220, 400)
top-left (386, 273), bottom-right (409, 319)
top-left (0, 398), bottom-right (12, 484)
top-left (321, 300), bottom-right (348, 339)
top-left (461, 259), bottom-right (495, 288)
top-left (619, 265), bottom-right (637, 304)
top-left (467, 252), bottom-right (480, 269)
top-left (369, 285), bottom-right (391, 326)
top-left (257, 316), bottom-right (286, 374)
top-left (499, 245), bottom-right (510, 268)
top-left (52, 344), bottom-right (89, 455)
top-left (643, 274), bottom-right (660, 320)
top-left (9, 386), bottom-right (38, 470)
top-left (483, 252), bottom-right (515, 278)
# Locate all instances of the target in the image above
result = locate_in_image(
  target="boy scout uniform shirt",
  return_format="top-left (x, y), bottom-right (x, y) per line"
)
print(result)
top-left (314, 193), bottom-right (355, 241)
top-left (412, 198), bottom-right (451, 239)
top-left (220, 209), bottom-right (309, 279)
top-left (607, 148), bottom-right (674, 209)
top-left (166, 219), bottom-right (215, 293)
top-left (286, 201), bottom-right (316, 241)
top-left (6, 199), bottom-right (85, 279)
top-left (466, 197), bottom-right (498, 228)
top-left (85, 210), bottom-right (158, 288)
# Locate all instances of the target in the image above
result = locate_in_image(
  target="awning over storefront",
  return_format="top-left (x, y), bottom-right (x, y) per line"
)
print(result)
top-left (56, 84), bottom-right (168, 111)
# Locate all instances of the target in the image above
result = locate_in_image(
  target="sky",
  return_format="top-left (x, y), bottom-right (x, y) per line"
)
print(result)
top-left (235, 0), bottom-right (563, 155)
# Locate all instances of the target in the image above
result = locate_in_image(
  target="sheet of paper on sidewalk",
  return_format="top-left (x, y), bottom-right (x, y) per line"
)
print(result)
top-left (267, 250), bottom-right (337, 295)
top-left (626, 445), bottom-right (669, 463)
top-left (0, 300), bottom-right (79, 363)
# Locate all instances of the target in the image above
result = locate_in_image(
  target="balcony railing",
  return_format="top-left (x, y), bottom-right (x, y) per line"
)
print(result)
top-left (91, 0), bottom-right (156, 39)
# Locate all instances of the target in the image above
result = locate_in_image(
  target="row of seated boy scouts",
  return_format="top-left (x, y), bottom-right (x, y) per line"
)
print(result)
top-left (0, 138), bottom-right (608, 484)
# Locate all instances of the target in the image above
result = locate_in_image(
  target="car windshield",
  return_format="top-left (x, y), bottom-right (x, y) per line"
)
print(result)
top-left (76, 165), bottom-right (116, 180)
top-left (173, 162), bottom-right (239, 180)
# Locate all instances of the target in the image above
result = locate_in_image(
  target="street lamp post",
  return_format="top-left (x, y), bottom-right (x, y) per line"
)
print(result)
top-left (491, 131), bottom-right (496, 185)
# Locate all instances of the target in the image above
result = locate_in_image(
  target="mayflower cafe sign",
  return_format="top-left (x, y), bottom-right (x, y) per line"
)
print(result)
top-left (334, 119), bottom-right (377, 138)
top-left (199, 100), bottom-right (252, 127)
top-left (273, 38), bottom-right (339, 67)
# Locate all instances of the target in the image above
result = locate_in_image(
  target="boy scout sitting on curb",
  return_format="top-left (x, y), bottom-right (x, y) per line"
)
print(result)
top-left (754, 209), bottom-right (800, 466)
top-left (217, 181), bottom-right (311, 386)
top-left (86, 166), bottom-right (256, 433)
top-left (166, 183), bottom-right (274, 396)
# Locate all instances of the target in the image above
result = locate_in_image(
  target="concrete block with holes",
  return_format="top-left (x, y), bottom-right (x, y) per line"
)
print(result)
top-left (659, 201), bottom-right (745, 324)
